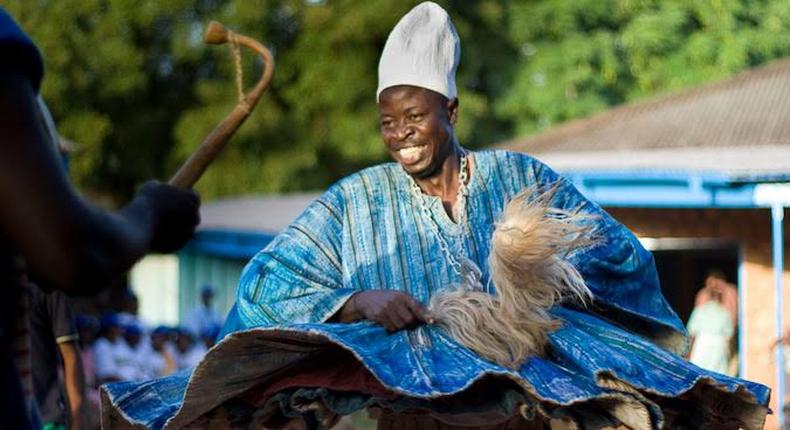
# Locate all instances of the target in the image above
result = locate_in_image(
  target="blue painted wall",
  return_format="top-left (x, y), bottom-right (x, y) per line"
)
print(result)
top-left (177, 229), bottom-right (274, 326)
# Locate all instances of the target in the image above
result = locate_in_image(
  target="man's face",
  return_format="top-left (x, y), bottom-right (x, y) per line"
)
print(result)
top-left (107, 326), bottom-right (122, 340)
top-left (177, 333), bottom-right (194, 352)
top-left (151, 333), bottom-right (166, 351)
top-left (378, 86), bottom-right (458, 179)
top-left (125, 333), bottom-right (141, 347)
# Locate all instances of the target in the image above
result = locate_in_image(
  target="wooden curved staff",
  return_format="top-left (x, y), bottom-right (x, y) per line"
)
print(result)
top-left (169, 21), bottom-right (275, 188)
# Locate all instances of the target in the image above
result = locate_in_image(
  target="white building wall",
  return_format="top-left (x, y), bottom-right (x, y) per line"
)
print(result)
top-left (130, 254), bottom-right (180, 326)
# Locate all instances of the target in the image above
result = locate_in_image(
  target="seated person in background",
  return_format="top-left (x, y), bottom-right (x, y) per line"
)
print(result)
top-left (141, 326), bottom-right (176, 379)
top-left (93, 314), bottom-right (135, 384)
top-left (122, 323), bottom-right (148, 381)
top-left (174, 328), bottom-right (205, 371)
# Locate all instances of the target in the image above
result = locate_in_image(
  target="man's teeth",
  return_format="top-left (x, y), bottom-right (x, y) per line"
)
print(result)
top-left (399, 146), bottom-right (422, 158)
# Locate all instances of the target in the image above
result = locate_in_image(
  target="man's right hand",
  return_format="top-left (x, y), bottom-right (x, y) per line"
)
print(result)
top-left (123, 181), bottom-right (201, 253)
top-left (344, 290), bottom-right (431, 332)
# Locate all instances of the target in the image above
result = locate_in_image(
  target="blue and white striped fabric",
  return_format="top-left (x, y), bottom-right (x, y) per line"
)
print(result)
top-left (103, 150), bottom-right (769, 429)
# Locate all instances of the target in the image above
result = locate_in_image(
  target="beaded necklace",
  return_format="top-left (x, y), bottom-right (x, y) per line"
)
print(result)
top-left (407, 150), bottom-right (480, 289)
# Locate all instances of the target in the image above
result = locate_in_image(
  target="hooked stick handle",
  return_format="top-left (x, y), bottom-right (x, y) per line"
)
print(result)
top-left (169, 21), bottom-right (274, 188)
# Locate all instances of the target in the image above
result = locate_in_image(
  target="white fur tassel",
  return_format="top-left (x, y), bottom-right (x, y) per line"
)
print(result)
top-left (429, 185), bottom-right (598, 368)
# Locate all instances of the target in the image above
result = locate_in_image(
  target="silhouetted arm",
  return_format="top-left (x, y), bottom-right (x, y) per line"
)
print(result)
top-left (0, 69), bottom-right (199, 293)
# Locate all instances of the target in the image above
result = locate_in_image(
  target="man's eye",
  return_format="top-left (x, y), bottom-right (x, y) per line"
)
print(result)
top-left (381, 120), bottom-right (393, 128)
top-left (409, 114), bottom-right (423, 121)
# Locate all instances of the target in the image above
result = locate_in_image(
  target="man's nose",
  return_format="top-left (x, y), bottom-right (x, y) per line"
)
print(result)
top-left (394, 121), bottom-right (414, 141)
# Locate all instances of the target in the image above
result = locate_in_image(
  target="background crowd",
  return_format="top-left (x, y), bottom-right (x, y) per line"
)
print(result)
top-left (33, 286), bottom-right (223, 430)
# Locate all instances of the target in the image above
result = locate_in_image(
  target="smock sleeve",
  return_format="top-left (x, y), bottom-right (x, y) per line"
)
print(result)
top-left (531, 158), bottom-right (688, 354)
top-left (220, 186), bottom-right (354, 335)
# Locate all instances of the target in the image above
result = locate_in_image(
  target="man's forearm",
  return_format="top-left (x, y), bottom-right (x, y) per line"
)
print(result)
top-left (330, 293), bottom-right (363, 323)
top-left (58, 342), bottom-right (87, 430)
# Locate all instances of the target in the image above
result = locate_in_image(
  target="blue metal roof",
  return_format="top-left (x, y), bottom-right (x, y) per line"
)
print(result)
top-left (183, 169), bottom-right (788, 259)
top-left (184, 229), bottom-right (275, 260)
top-left (563, 170), bottom-right (781, 209)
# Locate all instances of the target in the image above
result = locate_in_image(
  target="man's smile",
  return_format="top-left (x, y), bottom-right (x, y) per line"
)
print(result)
top-left (395, 144), bottom-right (429, 165)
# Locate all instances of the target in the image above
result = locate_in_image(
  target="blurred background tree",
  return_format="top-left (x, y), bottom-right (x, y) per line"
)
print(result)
top-left (4, 0), bottom-right (790, 203)
top-left (498, 0), bottom-right (790, 135)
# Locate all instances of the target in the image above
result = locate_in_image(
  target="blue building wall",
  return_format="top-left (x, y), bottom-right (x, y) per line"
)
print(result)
top-left (177, 229), bottom-right (274, 325)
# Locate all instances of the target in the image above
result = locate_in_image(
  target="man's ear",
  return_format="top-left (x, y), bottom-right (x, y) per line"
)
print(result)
top-left (446, 97), bottom-right (459, 124)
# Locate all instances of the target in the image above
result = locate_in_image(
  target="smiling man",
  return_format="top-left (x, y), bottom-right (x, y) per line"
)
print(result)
top-left (379, 86), bottom-right (458, 178)
top-left (105, 3), bottom-right (770, 429)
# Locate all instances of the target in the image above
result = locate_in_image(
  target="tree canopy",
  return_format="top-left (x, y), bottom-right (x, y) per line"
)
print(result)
top-left (5, 0), bottom-right (790, 203)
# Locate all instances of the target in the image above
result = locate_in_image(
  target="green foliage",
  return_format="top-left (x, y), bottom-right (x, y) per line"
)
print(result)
top-left (4, 0), bottom-right (790, 202)
top-left (499, 0), bottom-right (790, 135)
top-left (5, 0), bottom-right (217, 201)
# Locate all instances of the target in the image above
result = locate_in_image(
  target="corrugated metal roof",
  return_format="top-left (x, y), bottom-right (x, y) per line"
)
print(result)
top-left (535, 145), bottom-right (790, 182)
top-left (503, 58), bottom-right (790, 177)
top-left (198, 192), bottom-right (321, 233)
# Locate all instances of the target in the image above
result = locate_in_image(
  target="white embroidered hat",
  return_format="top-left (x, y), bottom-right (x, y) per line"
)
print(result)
top-left (377, 2), bottom-right (460, 101)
